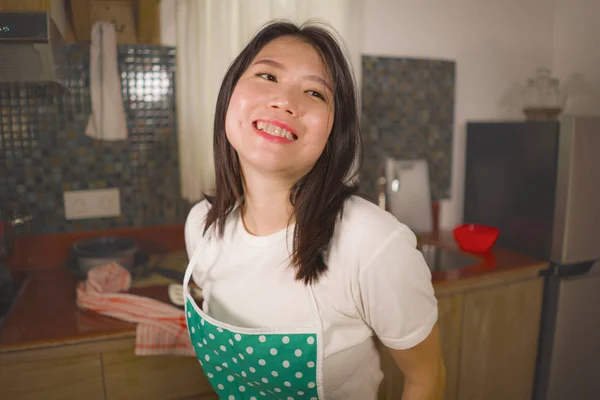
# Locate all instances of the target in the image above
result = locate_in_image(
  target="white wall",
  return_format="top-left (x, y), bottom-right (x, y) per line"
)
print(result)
top-left (553, 0), bottom-right (600, 116)
top-left (362, 0), bottom-right (555, 229)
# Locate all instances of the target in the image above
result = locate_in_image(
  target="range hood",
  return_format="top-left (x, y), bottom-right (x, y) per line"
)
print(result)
top-left (0, 12), bottom-right (69, 85)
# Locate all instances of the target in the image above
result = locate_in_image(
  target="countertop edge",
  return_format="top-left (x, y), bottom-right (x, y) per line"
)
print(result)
top-left (0, 330), bottom-right (136, 355)
top-left (434, 260), bottom-right (549, 296)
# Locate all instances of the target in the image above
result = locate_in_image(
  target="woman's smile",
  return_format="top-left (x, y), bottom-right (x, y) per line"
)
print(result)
top-left (253, 120), bottom-right (298, 142)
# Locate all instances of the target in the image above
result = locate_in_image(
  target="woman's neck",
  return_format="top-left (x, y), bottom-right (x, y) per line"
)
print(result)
top-left (241, 172), bottom-right (295, 237)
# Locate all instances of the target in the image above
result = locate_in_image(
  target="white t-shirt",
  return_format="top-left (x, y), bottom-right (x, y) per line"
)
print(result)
top-left (185, 196), bottom-right (438, 400)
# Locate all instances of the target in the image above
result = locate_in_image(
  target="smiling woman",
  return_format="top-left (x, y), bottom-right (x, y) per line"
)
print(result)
top-left (182, 21), bottom-right (445, 400)
top-left (173, 0), bottom-right (363, 203)
top-left (225, 35), bottom-right (335, 186)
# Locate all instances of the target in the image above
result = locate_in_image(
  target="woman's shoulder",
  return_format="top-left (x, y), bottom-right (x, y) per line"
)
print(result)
top-left (340, 195), bottom-right (413, 237)
top-left (186, 199), bottom-right (211, 230)
top-left (184, 199), bottom-right (212, 256)
top-left (334, 195), bottom-right (418, 258)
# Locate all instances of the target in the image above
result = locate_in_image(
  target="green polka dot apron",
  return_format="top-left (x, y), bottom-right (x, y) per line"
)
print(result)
top-left (184, 237), bottom-right (324, 400)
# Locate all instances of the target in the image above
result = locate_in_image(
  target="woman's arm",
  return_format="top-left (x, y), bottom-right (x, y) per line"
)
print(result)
top-left (386, 322), bottom-right (446, 400)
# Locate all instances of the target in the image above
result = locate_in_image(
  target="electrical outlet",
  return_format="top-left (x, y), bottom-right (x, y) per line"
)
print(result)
top-left (64, 188), bottom-right (121, 220)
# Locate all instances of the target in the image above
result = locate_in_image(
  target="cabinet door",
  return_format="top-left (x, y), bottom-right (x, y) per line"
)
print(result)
top-left (0, 353), bottom-right (104, 400)
top-left (89, 0), bottom-right (138, 44)
top-left (0, 0), bottom-right (50, 11)
top-left (437, 293), bottom-right (463, 400)
top-left (102, 348), bottom-right (215, 400)
top-left (458, 278), bottom-right (543, 400)
top-left (376, 337), bottom-right (404, 400)
top-left (377, 293), bottom-right (463, 400)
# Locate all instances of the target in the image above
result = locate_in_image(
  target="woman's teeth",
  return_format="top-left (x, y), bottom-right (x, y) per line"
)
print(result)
top-left (256, 121), bottom-right (297, 141)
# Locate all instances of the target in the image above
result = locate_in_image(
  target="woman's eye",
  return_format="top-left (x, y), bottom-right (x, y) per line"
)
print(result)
top-left (306, 90), bottom-right (326, 101)
top-left (257, 73), bottom-right (277, 82)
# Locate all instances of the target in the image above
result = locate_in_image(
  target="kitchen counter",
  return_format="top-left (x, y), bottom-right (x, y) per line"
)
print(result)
top-left (420, 231), bottom-right (549, 295)
top-left (0, 253), bottom-right (188, 353)
top-left (0, 228), bottom-right (549, 354)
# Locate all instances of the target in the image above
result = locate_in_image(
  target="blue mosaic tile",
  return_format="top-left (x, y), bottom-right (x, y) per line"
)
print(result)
top-left (0, 44), bottom-right (189, 235)
top-left (360, 56), bottom-right (455, 201)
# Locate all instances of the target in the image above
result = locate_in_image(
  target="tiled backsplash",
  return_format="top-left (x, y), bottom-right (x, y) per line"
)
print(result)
top-left (1, 50), bottom-right (455, 235)
top-left (0, 44), bottom-right (188, 235)
top-left (360, 56), bottom-right (455, 201)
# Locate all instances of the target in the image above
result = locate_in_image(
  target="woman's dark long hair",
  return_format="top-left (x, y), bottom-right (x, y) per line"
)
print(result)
top-left (204, 20), bottom-right (363, 284)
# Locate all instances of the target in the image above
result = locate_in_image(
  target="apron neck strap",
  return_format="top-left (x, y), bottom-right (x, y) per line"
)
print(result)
top-left (183, 226), bottom-right (215, 289)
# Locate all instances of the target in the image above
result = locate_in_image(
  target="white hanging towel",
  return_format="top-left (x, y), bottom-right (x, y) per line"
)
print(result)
top-left (85, 21), bottom-right (128, 141)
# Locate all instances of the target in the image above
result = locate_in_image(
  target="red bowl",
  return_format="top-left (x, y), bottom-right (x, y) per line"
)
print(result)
top-left (453, 224), bottom-right (499, 253)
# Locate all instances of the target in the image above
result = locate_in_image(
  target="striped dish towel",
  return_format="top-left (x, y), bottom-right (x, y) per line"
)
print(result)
top-left (76, 262), bottom-right (195, 356)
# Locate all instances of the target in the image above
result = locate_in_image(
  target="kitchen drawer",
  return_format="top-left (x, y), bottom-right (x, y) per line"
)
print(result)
top-left (0, 352), bottom-right (104, 400)
top-left (102, 348), bottom-right (215, 400)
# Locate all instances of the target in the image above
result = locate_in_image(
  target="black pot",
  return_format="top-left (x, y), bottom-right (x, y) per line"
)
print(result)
top-left (71, 236), bottom-right (138, 274)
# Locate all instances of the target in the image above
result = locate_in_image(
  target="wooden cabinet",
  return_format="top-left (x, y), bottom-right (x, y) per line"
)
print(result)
top-left (1, 0), bottom-right (162, 45)
top-left (458, 278), bottom-right (543, 400)
top-left (377, 293), bottom-right (464, 400)
top-left (0, 0), bottom-right (52, 12)
top-left (0, 345), bottom-right (104, 400)
top-left (88, 0), bottom-right (138, 44)
top-left (437, 293), bottom-right (464, 400)
top-left (0, 337), bottom-right (215, 400)
top-left (69, 0), bottom-right (161, 44)
top-left (0, 267), bottom-right (544, 399)
top-left (135, 0), bottom-right (161, 45)
top-left (376, 339), bottom-right (404, 400)
top-left (377, 274), bottom-right (544, 400)
top-left (103, 347), bottom-right (214, 400)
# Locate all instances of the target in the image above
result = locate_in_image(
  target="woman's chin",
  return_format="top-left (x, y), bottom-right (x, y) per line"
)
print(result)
top-left (240, 158), bottom-right (305, 181)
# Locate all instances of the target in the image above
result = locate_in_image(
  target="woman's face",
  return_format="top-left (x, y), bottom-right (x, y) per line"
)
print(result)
top-left (225, 36), bottom-right (335, 182)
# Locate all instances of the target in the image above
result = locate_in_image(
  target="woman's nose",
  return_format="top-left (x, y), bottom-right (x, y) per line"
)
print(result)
top-left (269, 90), bottom-right (299, 116)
